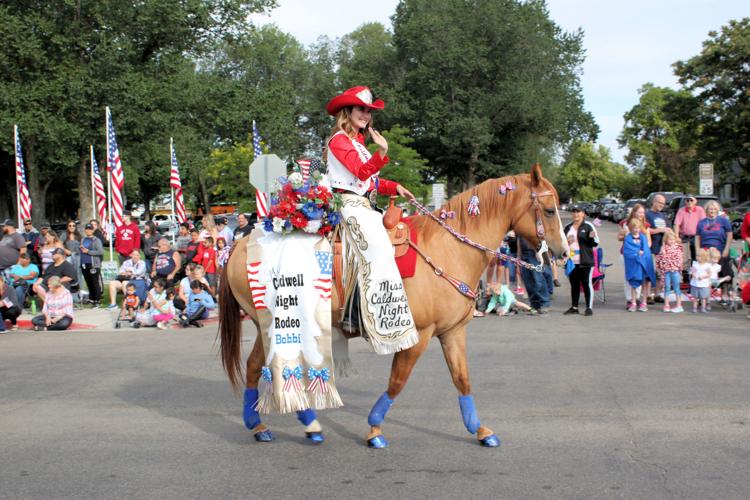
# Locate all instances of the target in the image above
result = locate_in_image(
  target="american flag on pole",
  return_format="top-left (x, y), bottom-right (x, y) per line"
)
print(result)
top-left (106, 107), bottom-right (125, 228)
top-left (170, 142), bottom-right (187, 223)
top-left (14, 125), bottom-right (32, 221)
top-left (91, 152), bottom-right (108, 227)
top-left (253, 120), bottom-right (269, 218)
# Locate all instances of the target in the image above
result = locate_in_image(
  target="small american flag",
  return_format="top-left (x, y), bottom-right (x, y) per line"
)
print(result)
top-left (14, 125), bottom-right (32, 221)
top-left (91, 150), bottom-right (108, 227)
top-left (247, 261), bottom-right (267, 310)
top-left (313, 251), bottom-right (333, 300)
top-left (297, 159), bottom-right (311, 182)
top-left (253, 120), bottom-right (269, 218)
top-left (170, 140), bottom-right (187, 224)
top-left (106, 107), bottom-right (125, 228)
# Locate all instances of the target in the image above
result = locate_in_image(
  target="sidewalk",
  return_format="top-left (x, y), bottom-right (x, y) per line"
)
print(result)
top-left (12, 306), bottom-right (223, 331)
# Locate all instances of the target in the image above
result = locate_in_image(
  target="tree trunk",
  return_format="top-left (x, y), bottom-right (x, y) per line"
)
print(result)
top-left (198, 172), bottom-right (211, 215)
top-left (25, 139), bottom-right (47, 224)
top-left (77, 153), bottom-right (94, 222)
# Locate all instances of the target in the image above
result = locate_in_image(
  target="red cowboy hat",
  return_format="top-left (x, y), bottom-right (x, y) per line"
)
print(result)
top-left (326, 86), bottom-right (385, 115)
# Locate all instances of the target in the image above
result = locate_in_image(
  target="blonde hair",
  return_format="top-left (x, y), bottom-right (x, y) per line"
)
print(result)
top-left (627, 218), bottom-right (642, 231)
top-left (708, 247), bottom-right (721, 261)
top-left (705, 200), bottom-right (721, 213)
top-left (47, 276), bottom-right (62, 288)
top-left (696, 248), bottom-right (709, 264)
top-left (663, 228), bottom-right (681, 245)
top-left (324, 107), bottom-right (373, 162)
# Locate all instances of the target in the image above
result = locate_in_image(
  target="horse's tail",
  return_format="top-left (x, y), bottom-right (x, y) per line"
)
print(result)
top-left (218, 256), bottom-right (243, 392)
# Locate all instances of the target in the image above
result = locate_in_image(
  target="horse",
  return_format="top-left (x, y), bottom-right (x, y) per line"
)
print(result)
top-left (218, 162), bottom-right (569, 447)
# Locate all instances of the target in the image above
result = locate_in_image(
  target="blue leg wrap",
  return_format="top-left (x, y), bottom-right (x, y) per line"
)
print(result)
top-left (296, 408), bottom-right (317, 426)
top-left (243, 388), bottom-right (261, 430)
top-left (459, 395), bottom-right (481, 434)
top-left (367, 392), bottom-right (394, 426)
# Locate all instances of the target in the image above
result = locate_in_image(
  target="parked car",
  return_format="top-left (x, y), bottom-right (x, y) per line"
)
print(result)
top-left (614, 198), bottom-right (646, 223)
top-left (600, 203), bottom-right (620, 221)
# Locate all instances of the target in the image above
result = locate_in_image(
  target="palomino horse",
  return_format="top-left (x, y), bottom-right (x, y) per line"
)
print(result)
top-left (219, 162), bottom-right (569, 447)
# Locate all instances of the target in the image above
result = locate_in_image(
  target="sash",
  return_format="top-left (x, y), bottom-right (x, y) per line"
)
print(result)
top-left (339, 194), bottom-right (420, 354)
top-left (246, 230), bottom-right (342, 414)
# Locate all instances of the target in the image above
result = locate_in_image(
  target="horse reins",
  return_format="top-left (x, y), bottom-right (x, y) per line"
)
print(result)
top-left (406, 192), bottom-right (553, 300)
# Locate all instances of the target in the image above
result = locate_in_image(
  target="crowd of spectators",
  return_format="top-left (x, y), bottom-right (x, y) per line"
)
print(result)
top-left (0, 212), bottom-right (254, 332)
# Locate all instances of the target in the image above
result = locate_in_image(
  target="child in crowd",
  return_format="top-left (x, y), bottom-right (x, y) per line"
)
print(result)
top-left (193, 236), bottom-right (218, 292)
top-left (153, 288), bottom-right (176, 330)
top-left (179, 280), bottom-right (215, 328)
top-left (486, 283), bottom-right (532, 316)
top-left (690, 248), bottom-right (712, 313)
top-left (216, 237), bottom-right (230, 270)
top-left (133, 278), bottom-right (171, 328)
top-left (121, 283), bottom-right (140, 322)
top-left (656, 229), bottom-right (685, 313)
top-left (623, 219), bottom-right (656, 312)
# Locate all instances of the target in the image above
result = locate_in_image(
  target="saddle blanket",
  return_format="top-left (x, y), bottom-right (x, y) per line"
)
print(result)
top-left (394, 217), bottom-right (418, 279)
top-left (246, 230), bottom-right (342, 414)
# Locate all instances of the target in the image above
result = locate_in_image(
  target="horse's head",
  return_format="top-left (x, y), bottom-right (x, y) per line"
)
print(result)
top-left (511, 163), bottom-right (569, 263)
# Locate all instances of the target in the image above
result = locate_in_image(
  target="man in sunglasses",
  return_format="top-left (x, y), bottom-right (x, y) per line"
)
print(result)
top-left (673, 195), bottom-right (705, 264)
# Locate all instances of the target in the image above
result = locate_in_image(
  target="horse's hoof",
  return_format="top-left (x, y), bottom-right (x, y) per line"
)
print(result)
top-left (367, 435), bottom-right (388, 449)
top-left (254, 430), bottom-right (275, 442)
top-left (479, 434), bottom-right (501, 447)
top-left (306, 431), bottom-right (325, 444)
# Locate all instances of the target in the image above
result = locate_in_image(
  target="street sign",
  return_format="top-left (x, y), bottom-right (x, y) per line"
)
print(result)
top-left (249, 154), bottom-right (287, 196)
top-left (698, 162), bottom-right (714, 195)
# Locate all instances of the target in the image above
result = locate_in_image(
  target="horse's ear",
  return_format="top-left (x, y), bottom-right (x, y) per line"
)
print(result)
top-left (530, 162), bottom-right (543, 188)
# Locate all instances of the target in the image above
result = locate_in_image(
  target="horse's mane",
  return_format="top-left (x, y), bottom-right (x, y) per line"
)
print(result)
top-left (416, 174), bottom-right (529, 241)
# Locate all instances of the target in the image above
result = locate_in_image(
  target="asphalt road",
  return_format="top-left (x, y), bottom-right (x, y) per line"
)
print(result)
top-left (1, 218), bottom-right (749, 499)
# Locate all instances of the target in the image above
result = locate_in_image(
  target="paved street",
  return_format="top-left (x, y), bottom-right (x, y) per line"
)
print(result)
top-left (1, 219), bottom-right (749, 499)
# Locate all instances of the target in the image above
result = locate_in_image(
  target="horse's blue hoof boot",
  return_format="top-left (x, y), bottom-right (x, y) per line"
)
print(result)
top-left (254, 429), bottom-right (275, 442)
top-left (306, 431), bottom-right (325, 444)
top-left (367, 435), bottom-right (388, 449)
top-left (479, 434), bottom-right (501, 447)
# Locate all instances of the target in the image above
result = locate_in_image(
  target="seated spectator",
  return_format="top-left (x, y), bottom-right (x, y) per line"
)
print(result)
top-left (121, 283), bottom-right (140, 322)
top-left (174, 263), bottom-right (212, 312)
top-left (1, 219), bottom-right (27, 275)
top-left (178, 280), bottom-right (215, 327)
top-left (134, 278), bottom-right (173, 328)
top-left (31, 276), bottom-right (74, 331)
top-left (38, 231), bottom-right (64, 272)
top-left (8, 253), bottom-right (39, 306)
top-left (33, 248), bottom-right (76, 298)
top-left (151, 238), bottom-right (181, 287)
top-left (107, 250), bottom-right (148, 309)
top-left (486, 282), bottom-right (532, 316)
top-left (0, 279), bottom-right (22, 332)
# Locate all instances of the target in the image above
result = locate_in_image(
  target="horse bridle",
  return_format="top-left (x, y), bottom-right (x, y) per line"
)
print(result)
top-left (529, 189), bottom-right (555, 249)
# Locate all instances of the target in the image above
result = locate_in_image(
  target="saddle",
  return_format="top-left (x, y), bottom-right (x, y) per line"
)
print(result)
top-left (332, 197), bottom-right (411, 337)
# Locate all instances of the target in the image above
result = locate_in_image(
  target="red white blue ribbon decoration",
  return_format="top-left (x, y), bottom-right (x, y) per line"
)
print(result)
top-left (498, 179), bottom-right (516, 195)
top-left (439, 209), bottom-right (456, 220)
top-left (467, 194), bottom-right (480, 216)
top-left (282, 366), bottom-right (303, 392)
top-left (307, 367), bottom-right (330, 394)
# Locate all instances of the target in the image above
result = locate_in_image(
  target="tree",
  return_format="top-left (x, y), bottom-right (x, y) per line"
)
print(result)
top-left (618, 84), bottom-right (700, 193)
top-left (673, 18), bottom-right (750, 196)
top-left (558, 142), bottom-right (635, 201)
top-left (368, 125), bottom-right (431, 203)
top-left (391, 0), bottom-right (598, 192)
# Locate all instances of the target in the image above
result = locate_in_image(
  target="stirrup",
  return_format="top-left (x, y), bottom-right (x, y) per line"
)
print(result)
top-left (341, 319), bottom-right (359, 335)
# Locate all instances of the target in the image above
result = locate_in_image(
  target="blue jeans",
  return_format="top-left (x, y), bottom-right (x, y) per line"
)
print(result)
top-left (14, 283), bottom-right (29, 306)
top-left (664, 271), bottom-right (681, 297)
top-left (520, 255), bottom-right (550, 310)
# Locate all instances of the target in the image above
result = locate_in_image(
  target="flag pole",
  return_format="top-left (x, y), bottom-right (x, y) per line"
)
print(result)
top-left (90, 145), bottom-right (96, 221)
top-left (14, 125), bottom-right (22, 229)
top-left (106, 107), bottom-right (113, 262)
top-left (170, 137), bottom-right (176, 245)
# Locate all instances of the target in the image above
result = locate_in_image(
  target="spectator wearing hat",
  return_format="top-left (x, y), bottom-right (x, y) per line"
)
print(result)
top-left (31, 276), bottom-right (74, 331)
top-left (215, 216), bottom-right (234, 247)
top-left (114, 213), bottom-right (141, 264)
top-left (8, 253), bottom-right (39, 307)
top-left (79, 223), bottom-right (104, 306)
top-left (33, 247), bottom-right (76, 297)
top-left (0, 219), bottom-right (27, 274)
top-left (673, 195), bottom-right (705, 264)
top-left (89, 219), bottom-right (107, 245)
top-left (233, 213), bottom-right (253, 241)
top-left (563, 205), bottom-right (600, 316)
top-left (21, 218), bottom-right (40, 255)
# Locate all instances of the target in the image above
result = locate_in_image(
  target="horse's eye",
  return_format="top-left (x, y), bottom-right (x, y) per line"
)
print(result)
top-left (544, 208), bottom-right (555, 217)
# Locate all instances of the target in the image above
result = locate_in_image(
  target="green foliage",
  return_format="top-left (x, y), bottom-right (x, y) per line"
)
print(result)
top-left (207, 136), bottom-right (258, 213)
top-left (368, 125), bottom-right (431, 202)
top-left (559, 142), bottom-right (636, 201)
top-left (618, 84), bottom-right (700, 193)
top-left (391, 0), bottom-right (598, 189)
top-left (673, 18), bottom-right (750, 186)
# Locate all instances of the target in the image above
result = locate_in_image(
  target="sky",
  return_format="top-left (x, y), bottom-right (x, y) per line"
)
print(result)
top-left (250, 0), bottom-right (748, 164)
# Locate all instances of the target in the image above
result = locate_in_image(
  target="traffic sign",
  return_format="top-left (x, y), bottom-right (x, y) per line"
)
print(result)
top-left (249, 154), bottom-right (287, 195)
top-left (699, 179), bottom-right (713, 195)
top-left (699, 163), bottom-right (713, 179)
